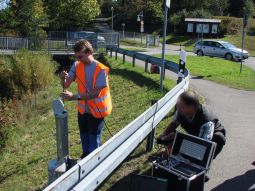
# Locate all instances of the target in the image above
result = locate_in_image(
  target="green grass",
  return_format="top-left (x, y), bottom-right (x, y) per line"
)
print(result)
top-left (0, 56), bottom-right (175, 191)
top-left (162, 34), bottom-right (255, 56)
top-left (156, 54), bottom-right (255, 91)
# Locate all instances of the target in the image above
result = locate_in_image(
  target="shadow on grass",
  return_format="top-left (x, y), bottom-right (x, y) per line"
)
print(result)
top-left (106, 168), bottom-right (153, 191)
top-left (191, 75), bottom-right (212, 80)
top-left (166, 36), bottom-right (197, 47)
top-left (110, 68), bottom-right (169, 92)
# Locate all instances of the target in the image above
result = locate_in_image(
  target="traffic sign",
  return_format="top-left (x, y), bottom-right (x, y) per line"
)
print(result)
top-left (166, 0), bottom-right (171, 8)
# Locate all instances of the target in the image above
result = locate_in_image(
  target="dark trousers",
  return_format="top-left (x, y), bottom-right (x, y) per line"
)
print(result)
top-left (78, 113), bottom-right (104, 156)
top-left (212, 132), bottom-right (226, 159)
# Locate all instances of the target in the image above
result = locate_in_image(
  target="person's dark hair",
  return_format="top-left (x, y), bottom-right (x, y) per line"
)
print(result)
top-left (73, 40), bottom-right (94, 53)
top-left (179, 91), bottom-right (200, 108)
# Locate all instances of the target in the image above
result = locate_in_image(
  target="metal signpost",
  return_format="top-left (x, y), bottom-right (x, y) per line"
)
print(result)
top-left (137, 11), bottom-right (144, 45)
top-left (240, 15), bottom-right (248, 73)
top-left (122, 23), bottom-right (125, 39)
top-left (160, 0), bottom-right (170, 94)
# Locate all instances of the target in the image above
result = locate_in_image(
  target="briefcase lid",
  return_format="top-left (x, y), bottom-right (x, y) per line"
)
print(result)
top-left (171, 132), bottom-right (216, 170)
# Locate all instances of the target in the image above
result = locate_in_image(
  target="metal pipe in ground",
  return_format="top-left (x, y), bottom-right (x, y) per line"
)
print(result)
top-left (48, 100), bottom-right (69, 184)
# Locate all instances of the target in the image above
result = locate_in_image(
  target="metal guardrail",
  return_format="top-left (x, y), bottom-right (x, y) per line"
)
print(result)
top-left (44, 47), bottom-right (189, 191)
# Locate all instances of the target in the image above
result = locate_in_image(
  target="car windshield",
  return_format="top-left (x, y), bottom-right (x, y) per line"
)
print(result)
top-left (221, 42), bottom-right (236, 49)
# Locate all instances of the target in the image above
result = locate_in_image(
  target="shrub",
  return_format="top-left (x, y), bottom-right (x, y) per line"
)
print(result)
top-left (0, 49), bottom-right (57, 99)
top-left (0, 49), bottom-right (57, 150)
top-left (213, 16), bottom-right (255, 36)
top-left (0, 98), bottom-right (16, 149)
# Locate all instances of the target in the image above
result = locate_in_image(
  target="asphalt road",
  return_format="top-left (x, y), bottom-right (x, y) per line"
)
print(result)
top-left (117, 51), bottom-right (255, 191)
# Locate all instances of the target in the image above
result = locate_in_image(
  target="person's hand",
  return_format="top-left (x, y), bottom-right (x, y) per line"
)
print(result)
top-left (61, 91), bottom-right (74, 101)
top-left (59, 71), bottom-right (68, 80)
top-left (161, 132), bottom-right (175, 141)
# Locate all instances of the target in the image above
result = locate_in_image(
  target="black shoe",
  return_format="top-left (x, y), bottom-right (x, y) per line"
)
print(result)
top-left (205, 174), bottom-right (210, 182)
top-left (80, 153), bottom-right (87, 159)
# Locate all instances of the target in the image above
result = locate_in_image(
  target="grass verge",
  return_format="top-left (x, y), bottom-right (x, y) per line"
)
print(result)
top-left (156, 54), bottom-right (255, 91)
top-left (162, 34), bottom-right (255, 56)
top-left (0, 56), bottom-right (175, 191)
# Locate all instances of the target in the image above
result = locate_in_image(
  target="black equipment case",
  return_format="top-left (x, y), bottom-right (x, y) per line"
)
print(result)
top-left (153, 132), bottom-right (216, 191)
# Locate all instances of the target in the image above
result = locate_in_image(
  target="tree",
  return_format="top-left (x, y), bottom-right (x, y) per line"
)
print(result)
top-left (206, 0), bottom-right (230, 16)
top-left (243, 0), bottom-right (255, 17)
top-left (9, 0), bottom-right (48, 36)
top-left (45, 0), bottom-right (100, 30)
top-left (113, 0), bottom-right (164, 33)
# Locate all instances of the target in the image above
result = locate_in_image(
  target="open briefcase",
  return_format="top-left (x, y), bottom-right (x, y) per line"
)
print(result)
top-left (153, 132), bottom-right (216, 191)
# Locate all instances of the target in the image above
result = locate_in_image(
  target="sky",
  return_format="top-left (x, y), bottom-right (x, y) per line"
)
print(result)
top-left (0, 0), bottom-right (8, 10)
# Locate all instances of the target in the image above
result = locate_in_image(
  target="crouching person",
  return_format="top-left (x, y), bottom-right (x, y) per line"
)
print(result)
top-left (158, 91), bottom-right (226, 160)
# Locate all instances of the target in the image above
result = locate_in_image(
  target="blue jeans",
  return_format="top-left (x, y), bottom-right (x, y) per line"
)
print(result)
top-left (78, 113), bottom-right (104, 156)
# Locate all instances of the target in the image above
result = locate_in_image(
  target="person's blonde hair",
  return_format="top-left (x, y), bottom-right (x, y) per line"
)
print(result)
top-left (73, 40), bottom-right (94, 53)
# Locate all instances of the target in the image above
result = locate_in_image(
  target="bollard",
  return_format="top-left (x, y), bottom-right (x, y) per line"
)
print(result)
top-left (177, 50), bottom-right (186, 84)
top-left (146, 100), bottom-right (158, 152)
top-left (48, 99), bottom-right (69, 184)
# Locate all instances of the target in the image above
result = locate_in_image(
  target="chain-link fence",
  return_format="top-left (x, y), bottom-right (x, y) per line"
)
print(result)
top-left (0, 32), bottom-right (120, 52)
top-left (117, 31), bottom-right (160, 47)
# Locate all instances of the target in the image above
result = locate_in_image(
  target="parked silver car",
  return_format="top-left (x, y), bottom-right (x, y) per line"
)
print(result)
top-left (194, 40), bottom-right (249, 61)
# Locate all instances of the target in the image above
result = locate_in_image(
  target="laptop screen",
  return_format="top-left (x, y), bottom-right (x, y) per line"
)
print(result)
top-left (180, 139), bottom-right (207, 161)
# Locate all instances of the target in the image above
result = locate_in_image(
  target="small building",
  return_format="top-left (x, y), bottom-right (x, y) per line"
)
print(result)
top-left (185, 18), bottom-right (221, 36)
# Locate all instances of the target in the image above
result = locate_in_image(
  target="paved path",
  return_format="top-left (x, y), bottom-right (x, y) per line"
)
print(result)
top-left (116, 52), bottom-right (255, 191)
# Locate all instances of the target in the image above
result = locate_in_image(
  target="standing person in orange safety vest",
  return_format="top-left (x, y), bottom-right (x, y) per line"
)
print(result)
top-left (59, 40), bottom-right (112, 159)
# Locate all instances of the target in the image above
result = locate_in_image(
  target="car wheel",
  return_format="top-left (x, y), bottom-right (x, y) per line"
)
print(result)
top-left (225, 53), bottom-right (233, 61)
top-left (197, 50), bottom-right (204, 56)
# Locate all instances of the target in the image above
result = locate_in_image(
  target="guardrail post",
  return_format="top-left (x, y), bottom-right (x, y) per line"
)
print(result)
top-left (115, 50), bottom-right (118, 60)
top-left (123, 53), bottom-right (125, 64)
top-left (132, 55), bottom-right (136, 67)
top-left (145, 58), bottom-right (149, 72)
top-left (146, 100), bottom-right (158, 152)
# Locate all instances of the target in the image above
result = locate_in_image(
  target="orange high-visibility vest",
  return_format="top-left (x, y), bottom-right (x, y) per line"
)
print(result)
top-left (75, 61), bottom-right (112, 118)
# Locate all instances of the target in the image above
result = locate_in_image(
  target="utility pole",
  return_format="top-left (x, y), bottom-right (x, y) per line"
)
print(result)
top-left (160, 0), bottom-right (170, 94)
top-left (111, 7), bottom-right (114, 32)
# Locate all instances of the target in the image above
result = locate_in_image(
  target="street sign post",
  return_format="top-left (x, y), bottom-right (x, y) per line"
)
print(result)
top-left (240, 15), bottom-right (248, 73)
top-left (160, 0), bottom-right (170, 94)
top-left (166, 0), bottom-right (171, 8)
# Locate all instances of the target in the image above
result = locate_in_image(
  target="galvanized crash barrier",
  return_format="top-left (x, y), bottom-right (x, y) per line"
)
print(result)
top-left (44, 47), bottom-right (189, 191)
